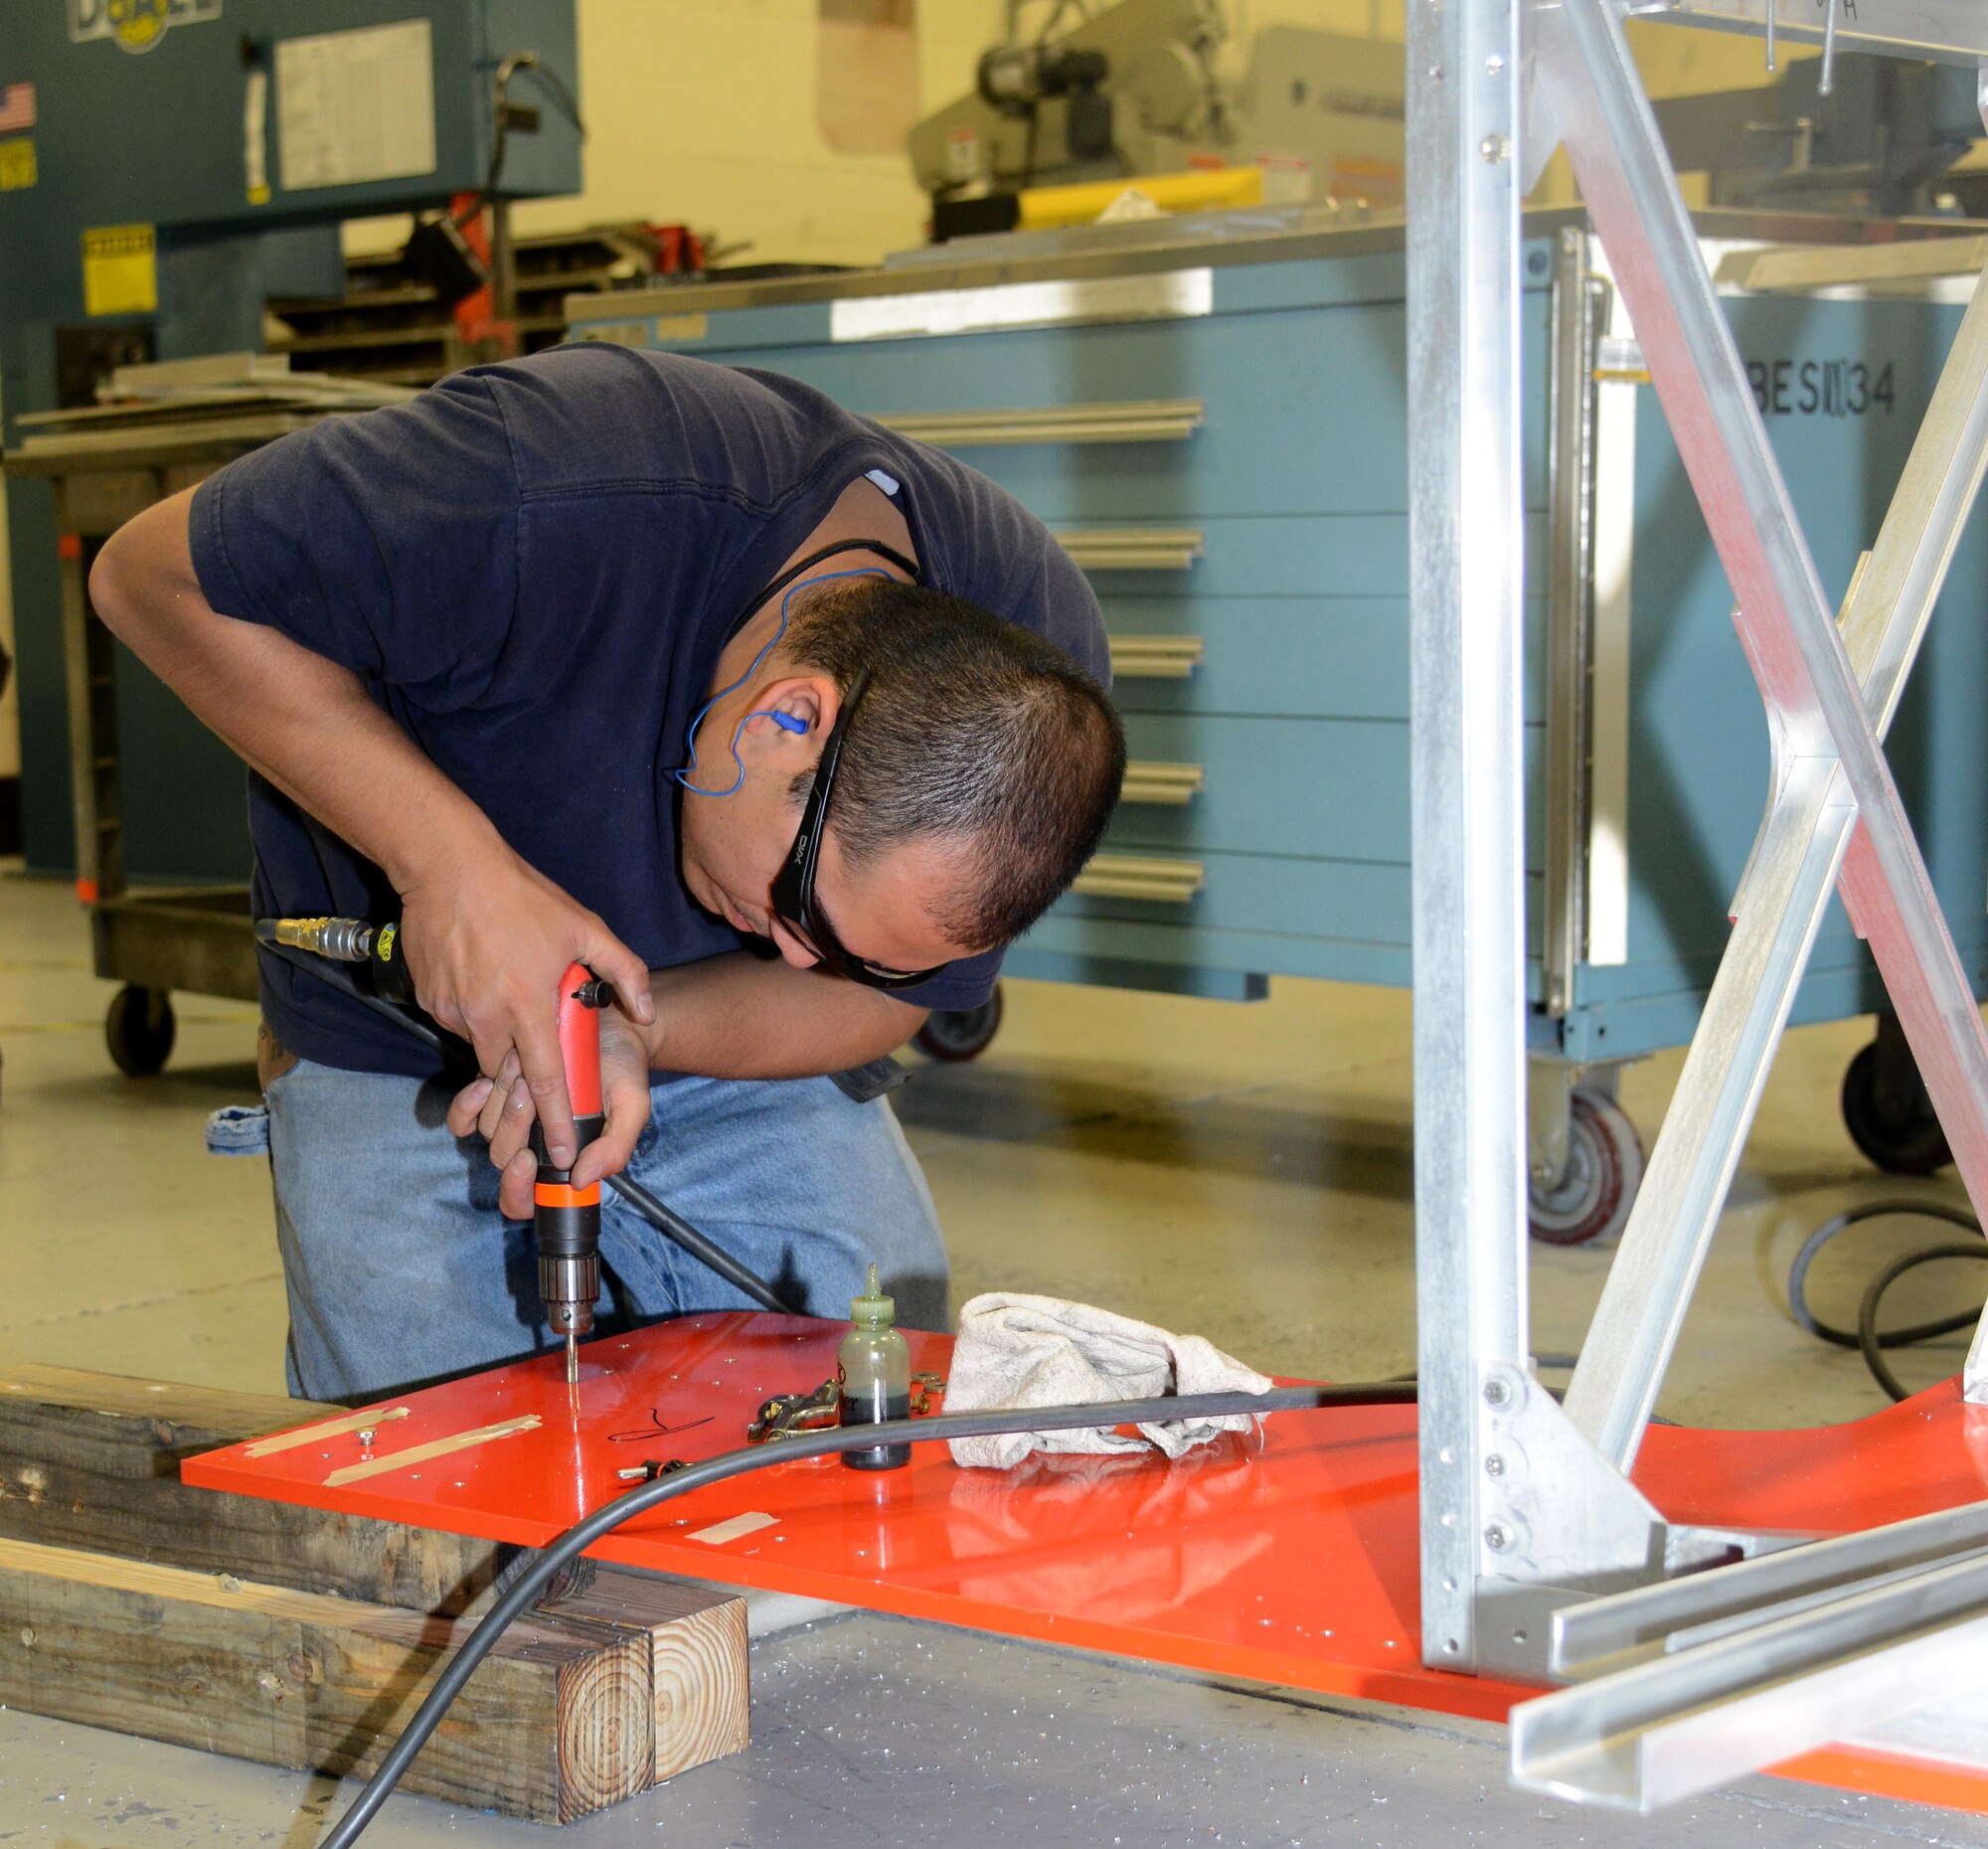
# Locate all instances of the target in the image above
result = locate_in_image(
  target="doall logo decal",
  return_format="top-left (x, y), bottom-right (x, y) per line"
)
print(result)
top-left (69, 0), bottom-right (223, 55)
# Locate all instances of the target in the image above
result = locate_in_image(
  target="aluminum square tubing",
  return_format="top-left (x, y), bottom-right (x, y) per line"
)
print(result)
top-left (1539, 0), bottom-right (1988, 1462)
top-left (1407, 0), bottom-right (1528, 1672)
top-left (1551, 1499), bottom-right (1988, 1678)
top-left (1512, 1534), bottom-right (1988, 1811)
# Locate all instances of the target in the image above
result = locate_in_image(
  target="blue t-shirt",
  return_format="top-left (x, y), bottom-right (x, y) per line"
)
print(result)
top-left (189, 344), bottom-right (1108, 1080)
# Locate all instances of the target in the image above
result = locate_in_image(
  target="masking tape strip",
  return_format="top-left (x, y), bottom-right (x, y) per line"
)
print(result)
top-left (688, 1511), bottom-right (777, 1547)
top-left (324, 1415), bottom-right (542, 1487)
top-left (245, 1406), bottom-right (410, 1456)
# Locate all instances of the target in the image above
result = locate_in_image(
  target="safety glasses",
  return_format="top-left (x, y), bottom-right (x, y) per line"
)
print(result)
top-left (768, 665), bottom-right (950, 991)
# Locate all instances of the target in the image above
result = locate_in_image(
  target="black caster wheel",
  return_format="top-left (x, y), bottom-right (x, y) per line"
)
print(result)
top-left (1842, 1038), bottom-right (1951, 1175)
top-left (105, 984), bottom-right (175, 1077)
top-left (1529, 1091), bottom-right (1644, 1247)
top-left (913, 985), bottom-right (1004, 1063)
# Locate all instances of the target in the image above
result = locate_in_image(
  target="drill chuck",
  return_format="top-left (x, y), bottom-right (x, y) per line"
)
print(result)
top-left (540, 1255), bottom-right (601, 1336)
top-left (532, 1108), bottom-right (604, 1341)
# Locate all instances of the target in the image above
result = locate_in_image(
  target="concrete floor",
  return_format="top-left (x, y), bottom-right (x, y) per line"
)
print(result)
top-left (4, 861), bottom-right (1986, 1844)
top-left (6, 1614), bottom-right (1986, 1849)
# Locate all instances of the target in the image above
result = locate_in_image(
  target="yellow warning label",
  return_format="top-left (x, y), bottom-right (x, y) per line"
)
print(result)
top-left (82, 223), bottom-right (156, 316)
top-left (0, 138), bottom-right (35, 191)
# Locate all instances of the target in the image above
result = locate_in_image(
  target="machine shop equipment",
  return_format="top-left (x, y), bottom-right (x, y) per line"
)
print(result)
top-left (567, 201), bottom-right (1988, 1246)
top-left (1650, 53), bottom-right (1984, 216)
top-left (908, 0), bottom-right (1408, 239)
top-left (0, 1), bottom-right (580, 1073)
top-left (911, 0), bottom-right (1985, 242)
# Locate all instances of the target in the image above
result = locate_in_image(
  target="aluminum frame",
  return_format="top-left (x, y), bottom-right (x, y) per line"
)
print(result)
top-left (1408, 0), bottom-right (1988, 1796)
top-left (1541, 0), bottom-right (1988, 1465)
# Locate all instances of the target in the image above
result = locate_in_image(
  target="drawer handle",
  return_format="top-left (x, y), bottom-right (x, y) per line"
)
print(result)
top-left (1108, 635), bottom-right (1205, 679)
top-left (868, 399), bottom-right (1205, 448)
top-left (1119, 761), bottom-right (1204, 806)
top-left (1070, 854), bottom-right (1205, 904)
top-left (1054, 528), bottom-right (1205, 573)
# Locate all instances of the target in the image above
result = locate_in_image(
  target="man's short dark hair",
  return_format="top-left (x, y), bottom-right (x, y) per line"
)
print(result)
top-left (782, 578), bottom-right (1125, 949)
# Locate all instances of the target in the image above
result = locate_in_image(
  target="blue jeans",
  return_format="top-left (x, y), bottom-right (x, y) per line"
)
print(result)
top-left (263, 1060), bottom-right (948, 1402)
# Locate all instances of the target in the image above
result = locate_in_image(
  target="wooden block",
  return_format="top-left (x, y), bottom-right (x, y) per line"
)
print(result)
top-left (0, 1365), bottom-right (507, 1613)
top-left (0, 1537), bottom-right (650, 1824)
top-left (541, 1562), bottom-right (749, 1782)
top-left (302, 1605), bottom-right (652, 1821)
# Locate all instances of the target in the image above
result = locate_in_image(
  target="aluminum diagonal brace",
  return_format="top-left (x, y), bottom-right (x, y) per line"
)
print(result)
top-left (1538, 0), bottom-right (1988, 1459)
top-left (1564, 264), bottom-right (1988, 1465)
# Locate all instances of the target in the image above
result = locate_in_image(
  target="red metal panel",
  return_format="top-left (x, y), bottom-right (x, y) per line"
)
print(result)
top-left (184, 1313), bottom-right (1988, 1808)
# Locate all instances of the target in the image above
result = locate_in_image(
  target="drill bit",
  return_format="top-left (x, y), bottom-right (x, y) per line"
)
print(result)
top-left (566, 1331), bottom-right (579, 1386)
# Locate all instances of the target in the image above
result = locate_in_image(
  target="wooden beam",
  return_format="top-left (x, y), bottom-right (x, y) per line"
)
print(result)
top-left (0, 1536), bottom-right (653, 1823)
top-left (0, 1365), bottom-right (507, 1612)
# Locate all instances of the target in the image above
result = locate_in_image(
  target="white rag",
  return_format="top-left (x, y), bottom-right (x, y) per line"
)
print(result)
top-left (943, 1292), bottom-right (1274, 1470)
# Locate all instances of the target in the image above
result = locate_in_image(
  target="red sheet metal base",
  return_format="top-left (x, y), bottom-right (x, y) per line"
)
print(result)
top-left (185, 1313), bottom-right (1988, 1813)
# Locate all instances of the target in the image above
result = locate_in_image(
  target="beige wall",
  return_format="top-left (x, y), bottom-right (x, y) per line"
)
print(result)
top-left (349, 1), bottom-right (1409, 266)
top-left (350, 0), bottom-right (1011, 265)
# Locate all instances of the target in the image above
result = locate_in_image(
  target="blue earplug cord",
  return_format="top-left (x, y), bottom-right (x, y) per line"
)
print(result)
top-left (673, 567), bottom-right (891, 798)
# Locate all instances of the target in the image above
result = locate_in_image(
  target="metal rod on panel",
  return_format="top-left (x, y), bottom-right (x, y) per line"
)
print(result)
top-left (1407, 0), bottom-right (1529, 1673)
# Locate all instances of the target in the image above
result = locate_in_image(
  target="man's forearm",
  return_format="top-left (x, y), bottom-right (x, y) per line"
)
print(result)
top-left (645, 953), bottom-right (925, 1079)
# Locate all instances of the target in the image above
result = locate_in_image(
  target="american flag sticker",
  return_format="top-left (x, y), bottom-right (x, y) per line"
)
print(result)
top-left (0, 84), bottom-right (37, 134)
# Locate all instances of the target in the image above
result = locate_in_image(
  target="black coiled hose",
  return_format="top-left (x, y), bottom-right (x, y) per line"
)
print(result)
top-left (1787, 1198), bottom-right (1987, 1401)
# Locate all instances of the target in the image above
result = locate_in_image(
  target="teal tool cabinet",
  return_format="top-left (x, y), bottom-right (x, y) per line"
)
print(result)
top-left (570, 207), bottom-right (1988, 1239)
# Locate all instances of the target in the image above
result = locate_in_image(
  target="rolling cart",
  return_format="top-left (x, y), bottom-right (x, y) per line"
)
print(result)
top-left (3, 389), bottom-right (386, 1073)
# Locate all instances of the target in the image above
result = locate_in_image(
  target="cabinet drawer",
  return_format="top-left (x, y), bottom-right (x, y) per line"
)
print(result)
top-left (692, 299), bottom-right (1552, 522)
top-left (1062, 512), bottom-right (1549, 601)
top-left (1102, 714), bottom-right (1547, 866)
top-left (1104, 595), bottom-right (1548, 723)
top-left (873, 399), bottom-right (1205, 447)
top-left (1027, 854), bottom-right (1546, 985)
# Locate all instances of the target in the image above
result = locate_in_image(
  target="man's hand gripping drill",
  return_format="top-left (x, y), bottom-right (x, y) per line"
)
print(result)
top-left (262, 923), bottom-right (626, 1382)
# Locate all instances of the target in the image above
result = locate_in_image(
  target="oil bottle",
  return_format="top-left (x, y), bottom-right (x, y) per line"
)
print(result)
top-left (837, 1264), bottom-right (911, 1470)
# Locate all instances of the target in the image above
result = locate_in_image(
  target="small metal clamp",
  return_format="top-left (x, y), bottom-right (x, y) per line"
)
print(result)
top-left (746, 1380), bottom-right (841, 1442)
